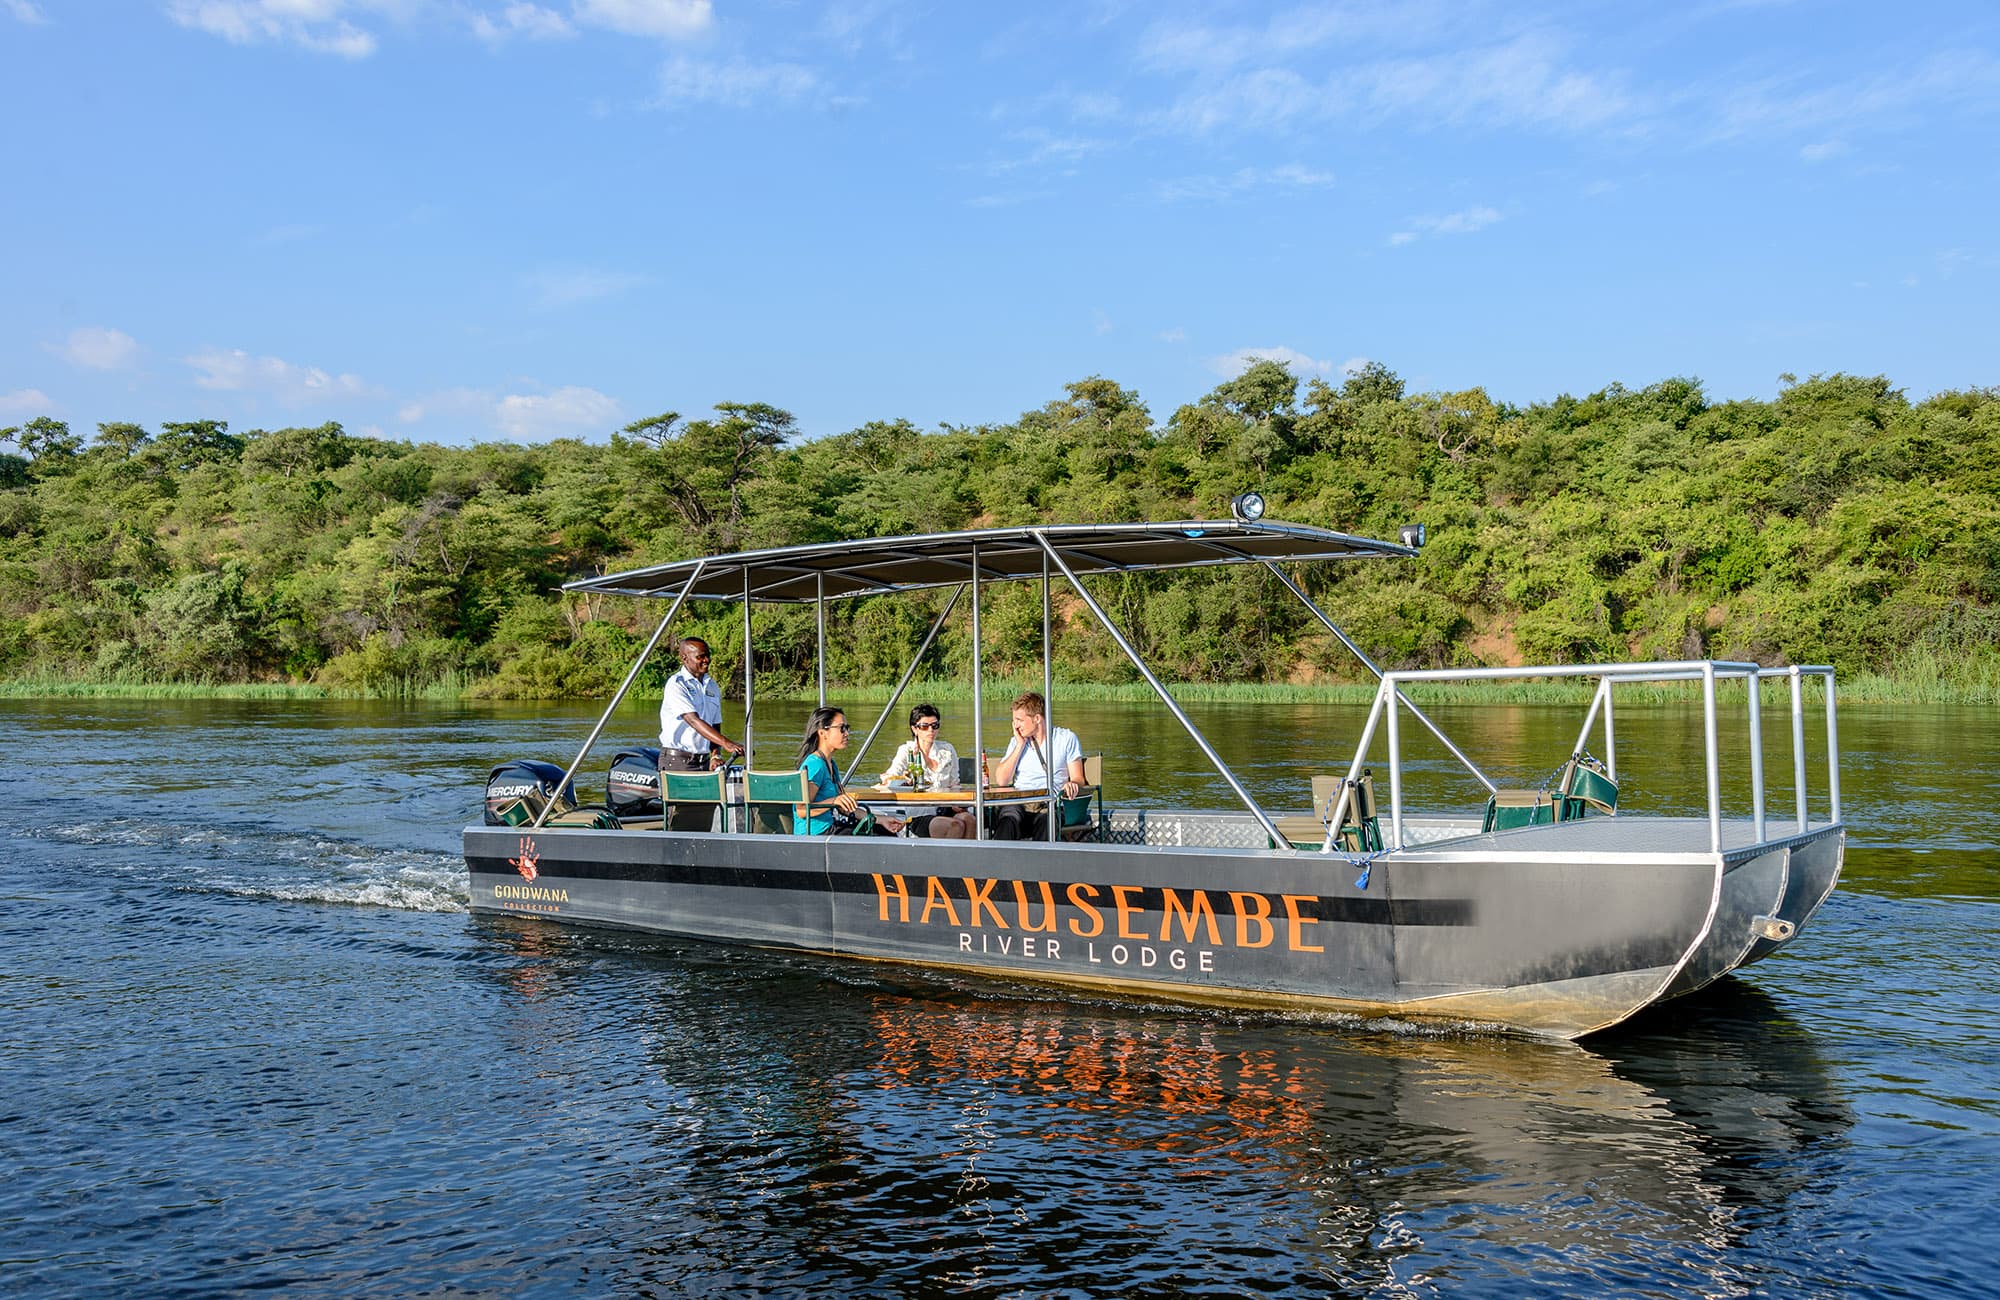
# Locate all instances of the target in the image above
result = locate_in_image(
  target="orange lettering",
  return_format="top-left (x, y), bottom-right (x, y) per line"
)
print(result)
top-left (963, 877), bottom-right (1010, 928)
top-left (872, 873), bottom-right (911, 924)
top-left (1012, 879), bottom-right (1058, 932)
top-left (1230, 891), bottom-right (1274, 948)
top-left (1160, 888), bottom-right (1221, 945)
top-left (1282, 894), bottom-right (1325, 953)
top-left (1066, 882), bottom-right (1104, 937)
top-left (1111, 884), bottom-right (1146, 940)
top-left (919, 875), bottom-right (962, 927)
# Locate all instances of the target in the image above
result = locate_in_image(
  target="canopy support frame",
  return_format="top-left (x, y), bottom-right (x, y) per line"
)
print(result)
top-left (971, 543), bottom-right (986, 840)
top-left (1035, 532), bottom-right (1290, 848)
top-left (532, 562), bottom-right (705, 830)
top-left (847, 584), bottom-right (967, 785)
top-left (1263, 561), bottom-right (1496, 794)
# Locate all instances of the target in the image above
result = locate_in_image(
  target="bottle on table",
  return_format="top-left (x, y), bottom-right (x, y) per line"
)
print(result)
top-left (980, 752), bottom-right (991, 790)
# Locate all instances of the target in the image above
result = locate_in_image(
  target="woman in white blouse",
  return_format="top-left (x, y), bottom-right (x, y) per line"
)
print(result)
top-left (879, 703), bottom-right (977, 838)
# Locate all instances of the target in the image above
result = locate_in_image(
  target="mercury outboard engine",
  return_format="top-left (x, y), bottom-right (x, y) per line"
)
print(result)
top-left (484, 760), bottom-right (577, 826)
top-left (607, 747), bottom-right (664, 818)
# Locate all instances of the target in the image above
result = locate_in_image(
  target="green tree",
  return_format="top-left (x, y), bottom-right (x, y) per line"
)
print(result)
top-left (94, 422), bottom-right (152, 458)
top-left (3, 416), bottom-right (82, 464)
top-left (154, 419), bottom-right (245, 472)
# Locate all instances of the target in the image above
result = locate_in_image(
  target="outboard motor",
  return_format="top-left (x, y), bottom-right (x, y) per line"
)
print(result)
top-left (607, 747), bottom-right (664, 818)
top-left (484, 760), bottom-right (577, 826)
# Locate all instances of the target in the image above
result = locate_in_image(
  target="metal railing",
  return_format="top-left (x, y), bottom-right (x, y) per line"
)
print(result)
top-left (1331, 660), bottom-right (1841, 856)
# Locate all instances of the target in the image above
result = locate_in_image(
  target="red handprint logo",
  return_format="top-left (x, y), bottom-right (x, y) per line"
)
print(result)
top-left (509, 837), bottom-right (540, 882)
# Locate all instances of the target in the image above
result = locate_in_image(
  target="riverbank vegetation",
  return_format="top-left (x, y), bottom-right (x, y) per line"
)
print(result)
top-left (4, 366), bottom-right (1995, 703)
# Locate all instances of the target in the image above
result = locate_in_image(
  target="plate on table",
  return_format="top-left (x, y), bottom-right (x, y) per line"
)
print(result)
top-left (881, 780), bottom-right (910, 791)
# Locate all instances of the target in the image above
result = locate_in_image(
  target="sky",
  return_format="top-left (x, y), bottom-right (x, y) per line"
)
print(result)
top-left (2, 1), bottom-right (1996, 446)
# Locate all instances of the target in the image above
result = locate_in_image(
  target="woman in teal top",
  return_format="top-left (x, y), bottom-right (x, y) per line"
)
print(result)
top-left (795, 707), bottom-right (852, 835)
top-left (795, 706), bottom-right (902, 835)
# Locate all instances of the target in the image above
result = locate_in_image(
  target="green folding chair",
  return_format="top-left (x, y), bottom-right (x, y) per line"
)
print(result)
top-left (1559, 755), bottom-right (1619, 815)
top-left (1060, 753), bottom-right (1106, 842)
top-left (744, 769), bottom-right (813, 835)
top-left (662, 768), bottom-right (725, 833)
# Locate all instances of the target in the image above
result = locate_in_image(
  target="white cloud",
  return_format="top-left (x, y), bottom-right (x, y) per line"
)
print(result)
top-left (5, 1), bottom-right (48, 25)
top-left (1424, 206), bottom-right (1501, 234)
top-left (1158, 31), bottom-right (1635, 137)
top-left (817, 0), bottom-right (916, 57)
top-left (1338, 356), bottom-right (1375, 377)
top-left (525, 265), bottom-right (644, 306)
top-left (1209, 346), bottom-right (1336, 379)
top-left (964, 190), bottom-right (1053, 209)
top-left (1933, 247), bottom-right (1998, 277)
top-left (655, 55), bottom-right (819, 108)
top-left (1710, 51), bottom-right (2000, 141)
top-left (1158, 327), bottom-right (1187, 344)
top-left (0, 388), bottom-right (56, 417)
top-left (397, 387), bottom-right (492, 425)
top-left (1156, 163), bottom-right (1334, 202)
top-left (494, 386), bottom-right (621, 440)
top-left (1052, 90), bottom-right (1121, 121)
top-left (1138, 5), bottom-right (1425, 76)
top-left (168, 1), bottom-right (714, 56)
top-left (987, 128), bottom-right (1107, 174)
top-left (185, 347), bottom-right (372, 403)
top-left (472, 3), bottom-right (572, 43)
top-left (1093, 310), bottom-right (1114, 336)
top-left (577, 0), bottom-right (712, 39)
top-left (56, 327), bottom-right (142, 371)
top-left (166, 1), bottom-right (378, 58)
top-left (1799, 139), bottom-right (1848, 162)
top-left (1390, 205), bottom-right (1502, 245)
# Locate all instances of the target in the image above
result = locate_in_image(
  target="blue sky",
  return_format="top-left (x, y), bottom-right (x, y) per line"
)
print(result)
top-left (3, 1), bottom-right (1996, 445)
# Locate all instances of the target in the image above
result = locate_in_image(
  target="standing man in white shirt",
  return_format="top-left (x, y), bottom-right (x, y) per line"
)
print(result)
top-left (659, 637), bottom-right (743, 830)
top-left (990, 690), bottom-right (1085, 841)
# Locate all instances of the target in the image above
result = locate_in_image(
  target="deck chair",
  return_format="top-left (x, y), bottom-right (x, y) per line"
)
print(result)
top-left (1481, 754), bottom-right (1618, 832)
top-left (744, 769), bottom-right (812, 835)
top-left (662, 768), bottom-right (725, 833)
top-left (1059, 753), bottom-right (1105, 842)
top-left (1275, 772), bottom-right (1381, 851)
top-left (1558, 754), bottom-right (1618, 815)
top-left (546, 805), bottom-right (622, 829)
top-left (1481, 788), bottom-right (1557, 832)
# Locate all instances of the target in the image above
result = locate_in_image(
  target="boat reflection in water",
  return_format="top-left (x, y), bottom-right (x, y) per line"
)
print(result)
top-left (521, 912), bottom-right (1850, 1295)
top-left (841, 988), bottom-right (1846, 1292)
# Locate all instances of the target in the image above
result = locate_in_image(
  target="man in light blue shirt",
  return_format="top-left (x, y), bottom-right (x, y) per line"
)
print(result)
top-left (990, 690), bottom-right (1085, 841)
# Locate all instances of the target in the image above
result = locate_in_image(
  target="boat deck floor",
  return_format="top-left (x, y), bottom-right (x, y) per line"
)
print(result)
top-left (581, 810), bottom-right (1836, 861)
top-left (1412, 815), bottom-right (1839, 859)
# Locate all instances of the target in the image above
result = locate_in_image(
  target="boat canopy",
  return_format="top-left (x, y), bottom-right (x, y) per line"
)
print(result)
top-left (563, 520), bottom-right (1414, 603)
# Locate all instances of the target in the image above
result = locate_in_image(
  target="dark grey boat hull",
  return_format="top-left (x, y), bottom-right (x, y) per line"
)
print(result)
top-left (464, 814), bottom-right (1844, 1039)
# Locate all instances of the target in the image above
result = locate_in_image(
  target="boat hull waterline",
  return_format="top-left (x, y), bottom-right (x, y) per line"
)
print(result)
top-left (465, 816), bottom-right (1844, 1040)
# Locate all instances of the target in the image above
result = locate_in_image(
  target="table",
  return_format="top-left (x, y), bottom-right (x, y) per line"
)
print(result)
top-left (851, 784), bottom-right (1098, 838)
top-left (851, 784), bottom-right (1059, 812)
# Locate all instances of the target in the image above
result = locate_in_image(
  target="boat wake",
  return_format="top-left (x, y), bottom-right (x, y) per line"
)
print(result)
top-left (23, 818), bottom-right (469, 913)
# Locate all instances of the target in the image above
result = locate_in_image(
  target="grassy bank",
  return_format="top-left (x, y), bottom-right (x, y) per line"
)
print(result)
top-left (6, 668), bottom-right (1990, 706)
top-left (0, 678), bottom-right (341, 700)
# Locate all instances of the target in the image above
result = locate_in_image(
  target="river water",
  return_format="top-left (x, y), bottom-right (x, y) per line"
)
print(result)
top-left (2, 694), bottom-right (1995, 1296)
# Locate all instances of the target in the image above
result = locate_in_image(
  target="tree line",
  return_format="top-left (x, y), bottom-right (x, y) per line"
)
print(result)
top-left (3, 363), bottom-right (1995, 698)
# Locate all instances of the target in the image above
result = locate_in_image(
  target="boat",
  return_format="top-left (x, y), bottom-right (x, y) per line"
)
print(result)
top-left (463, 512), bottom-right (1845, 1039)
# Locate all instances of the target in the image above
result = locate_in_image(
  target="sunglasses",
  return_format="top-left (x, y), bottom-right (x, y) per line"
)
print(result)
top-left (830, 723), bottom-right (852, 733)
top-left (914, 722), bottom-right (940, 731)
